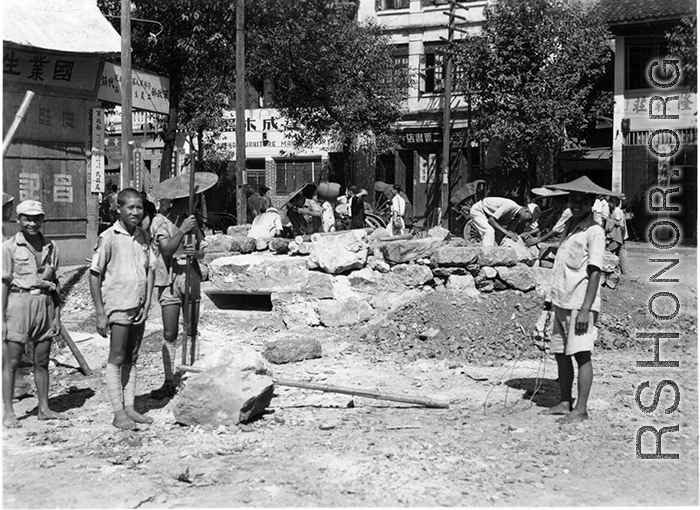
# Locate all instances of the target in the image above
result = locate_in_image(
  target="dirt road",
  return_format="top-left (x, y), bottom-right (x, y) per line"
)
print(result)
top-left (2, 254), bottom-right (697, 507)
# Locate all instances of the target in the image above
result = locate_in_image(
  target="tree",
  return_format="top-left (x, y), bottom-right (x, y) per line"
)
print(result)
top-left (667, 15), bottom-right (697, 92)
top-left (98, 0), bottom-right (238, 182)
top-left (452, 0), bottom-right (612, 196)
top-left (247, 0), bottom-right (410, 155)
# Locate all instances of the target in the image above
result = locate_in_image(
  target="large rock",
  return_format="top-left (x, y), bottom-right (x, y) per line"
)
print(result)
top-left (445, 274), bottom-right (479, 297)
top-left (479, 266), bottom-right (498, 279)
top-left (432, 266), bottom-right (469, 278)
top-left (347, 267), bottom-right (383, 291)
top-left (367, 255), bottom-right (390, 273)
top-left (478, 246), bottom-right (518, 267)
top-left (602, 252), bottom-right (620, 273)
top-left (532, 266), bottom-right (554, 300)
top-left (227, 225), bottom-right (251, 237)
top-left (428, 225), bottom-right (451, 241)
top-left (316, 298), bottom-right (374, 327)
top-left (204, 234), bottom-right (233, 253)
top-left (230, 236), bottom-right (257, 254)
top-left (263, 336), bottom-right (322, 364)
top-left (367, 227), bottom-right (391, 242)
top-left (501, 238), bottom-right (539, 266)
top-left (173, 364), bottom-right (273, 426)
top-left (430, 246), bottom-right (480, 267)
top-left (307, 230), bottom-right (369, 275)
top-left (496, 263), bottom-right (536, 292)
top-left (196, 345), bottom-right (272, 375)
top-left (378, 238), bottom-right (447, 265)
top-left (279, 301), bottom-right (321, 328)
top-left (390, 264), bottom-right (433, 288)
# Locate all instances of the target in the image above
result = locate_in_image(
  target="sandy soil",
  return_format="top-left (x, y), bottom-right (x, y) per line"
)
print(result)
top-left (2, 249), bottom-right (697, 508)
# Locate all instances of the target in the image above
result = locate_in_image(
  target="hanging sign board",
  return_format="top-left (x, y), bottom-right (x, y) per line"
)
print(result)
top-left (91, 108), bottom-right (105, 193)
top-left (97, 62), bottom-right (170, 115)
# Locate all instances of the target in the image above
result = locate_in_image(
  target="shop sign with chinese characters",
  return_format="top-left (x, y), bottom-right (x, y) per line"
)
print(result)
top-left (91, 108), bottom-right (105, 193)
top-left (3, 48), bottom-right (102, 92)
top-left (3, 93), bottom-right (87, 143)
top-left (97, 62), bottom-right (170, 115)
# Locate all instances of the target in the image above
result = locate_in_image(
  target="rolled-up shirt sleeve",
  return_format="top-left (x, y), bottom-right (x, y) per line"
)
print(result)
top-left (89, 234), bottom-right (111, 275)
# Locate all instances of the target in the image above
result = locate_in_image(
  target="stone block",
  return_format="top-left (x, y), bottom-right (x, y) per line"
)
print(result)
top-left (173, 365), bottom-right (273, 426)
top-left (501, 238), bottom-right (539, 266)
top-left (316, 298), bottom-right (374, 327)
top-left (532, 266), bottom-right (554, 300)
top-left (478, 246), bottom-right (518, 267)
top-left (208, 254), bottom-right (310, 293)
top-left (496, 263), bottom-right (536, 292)
top-left (280, 301), bottom-right (321, 328)
top-left (263, 337), bottom-right (322, 364)
top-left (390, 264), bottom-right (434, 288)
top-left (479, 266), bottom-right (498, 279)
top-left (347, 267), bottom-right (383, 291)
top-left (255, 238), bottom-right (270, 251)
top-left (378, 238), bottom-right (447, 265)
top-left (204, 234), bottom-right (234, 253)
top-left (367, 255), bottom-right (390, 273)
top-left (230, 236), bottom-right (257, 254)
top-left (428, 225), bottom-right (451, 241)
top-left (307, 230), bottom-right (368, 275)
top-left (602, 252), bottom-right (620, 273)
top-left (432, 267), bottom-right (469, 278)
top-left (430, 246), bottom-right (480, 267)
top-left (445, 274), bottom-right (480, 297)
top-left (367, 227), bottom-right (391, 242)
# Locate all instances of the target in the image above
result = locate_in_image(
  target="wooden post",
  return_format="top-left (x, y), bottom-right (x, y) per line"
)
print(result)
top-left (121, 0), bottom-right (133, 188)
top-left (2, 91), bottom-right (34, 156)
top-left (235, 0), bottom-right (247, 225)
top-left (60, 324), bottom-right (92, 376)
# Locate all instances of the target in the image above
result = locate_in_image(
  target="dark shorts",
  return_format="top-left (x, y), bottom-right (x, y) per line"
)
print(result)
top-left (3, 292), bottom-right (56, 344)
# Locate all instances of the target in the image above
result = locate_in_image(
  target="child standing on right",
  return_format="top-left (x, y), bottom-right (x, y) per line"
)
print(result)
top-left (89, 188), bottom-right (155, 430)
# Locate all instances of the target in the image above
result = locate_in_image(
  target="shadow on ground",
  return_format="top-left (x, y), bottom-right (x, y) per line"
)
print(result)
top-left (505, 377), bottom-right (560, 408)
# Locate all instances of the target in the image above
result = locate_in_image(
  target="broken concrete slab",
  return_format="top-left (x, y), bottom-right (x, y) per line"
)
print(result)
top-left (378, 238), bottom-right (447, 265)
top-left (208, 254), bottom-right (313, 294)
top-left (477, 246), bottom-right (518, 267)
top-left (173, 364), bottom-right (274, 426)
top-left (316, 297), bottom-right (374, 327)
top-left (307, 230), bottom-right (369, 275)
top-left (431, 246), bottom-right (480, 267)
top-left (263, 336), bottom-right (322, 364)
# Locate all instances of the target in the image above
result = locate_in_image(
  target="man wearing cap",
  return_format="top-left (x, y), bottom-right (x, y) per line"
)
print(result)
top-left (469, 197), bottom-right (538, 246)
top-left (542, 181), bottom-right (606, 424)
top-left (2, 200), bottom-right (66, 427)
top-left (248, 207), bottom-right (283, 240)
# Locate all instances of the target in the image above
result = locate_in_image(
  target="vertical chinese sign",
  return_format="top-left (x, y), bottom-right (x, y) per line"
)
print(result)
top-left (91, 108), bottom-right (105, 193)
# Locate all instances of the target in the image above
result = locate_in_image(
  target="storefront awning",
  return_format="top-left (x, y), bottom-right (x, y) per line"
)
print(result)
top-left (556, 147), bottom-right (612, 173)
top-left (4, 0), bottom-right (121, 54)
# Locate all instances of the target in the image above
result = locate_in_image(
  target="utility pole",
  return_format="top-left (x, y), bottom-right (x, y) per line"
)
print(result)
top-left (235, 0), bottom-right (247, 225)
top-left (121, 0), bottom-right (133, 188)
top-left (439, 0), bottom-right (469, 229)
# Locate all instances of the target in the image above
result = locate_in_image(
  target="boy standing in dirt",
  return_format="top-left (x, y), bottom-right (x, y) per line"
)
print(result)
top-left (90, 188), bottom-right (155, 430)
top-left (542, 185), bottom-right (605, 423)
top-left (2, 200), bottom-right (66, 428)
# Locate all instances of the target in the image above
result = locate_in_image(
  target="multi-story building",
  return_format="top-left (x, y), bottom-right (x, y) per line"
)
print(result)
top-left (359, 0), bottom-right (487, 227)
top-left (603, 0), bottom-right (697, 241)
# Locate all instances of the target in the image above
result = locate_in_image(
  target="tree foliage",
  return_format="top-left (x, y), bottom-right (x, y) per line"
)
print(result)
top-left (247, 0), bottom-right (410, 154)
top-left (667, 15), bottom-right (697, 92)
top-left (452, 0), bottom-right (612, 194)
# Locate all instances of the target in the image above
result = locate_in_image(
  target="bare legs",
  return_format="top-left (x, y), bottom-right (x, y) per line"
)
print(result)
top-left (541, 351), bottom-right (592, 423)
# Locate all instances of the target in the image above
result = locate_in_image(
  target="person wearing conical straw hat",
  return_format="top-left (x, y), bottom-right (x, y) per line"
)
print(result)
top-left (148, 172), bottom-right (218, 399)
top-left (540, 176), bottom-right (621, 423)
top-left (3, 193), bottom-right (14, 240)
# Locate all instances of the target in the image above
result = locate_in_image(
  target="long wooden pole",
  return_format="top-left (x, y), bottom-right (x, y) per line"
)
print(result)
top-left (440, 1), bottom-right (455, 229)
top-left (2, 91), bottom-right (34, 156)
top-left (121, 0), bottom-right (133, 188)
top-left (235, 0), bottom-right (247, 225)
top-left (60, 324), bottom-right (92, 376)
top-left (177, 365), bottom-right (450, 409)
top-left (181, 144), bottom-right (197, 367)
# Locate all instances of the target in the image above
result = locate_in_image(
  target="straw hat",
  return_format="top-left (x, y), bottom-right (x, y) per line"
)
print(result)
top-left (284, 183), bottom-right (317, 206)
top-left (151, 172), bottom-right (219, 199)
top-left (546, 176), bottom-right (623, 197)
top-left (3, 192), bottom-right (14, 206)
top-left (531, 187), bottom-right (569, 198)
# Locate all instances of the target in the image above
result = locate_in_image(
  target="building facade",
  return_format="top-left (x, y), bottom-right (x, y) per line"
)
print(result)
top-left (604, 0), bottom-right (697, 241)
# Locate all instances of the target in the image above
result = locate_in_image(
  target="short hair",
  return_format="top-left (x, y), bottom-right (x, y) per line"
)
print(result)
top-left (117, 188), bottom-right (142, 206)
top-left (392, 184), bottom-right (402, 192)
top-left (111, 184), bottom-right (118, 193)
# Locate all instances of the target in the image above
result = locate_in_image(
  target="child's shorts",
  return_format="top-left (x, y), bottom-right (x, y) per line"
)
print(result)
top-left (550, 306), bottom-right (598, 355)
top-left (157, 270), bottom-right (201, 307)
top-left (108, 307), bottom-right (142, 326)
top-left (3, 291), bottom-right (56, 344)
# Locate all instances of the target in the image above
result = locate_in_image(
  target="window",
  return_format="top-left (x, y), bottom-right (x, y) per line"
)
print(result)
top-left (377, 0), bottom-right (409, 11)
top-left (625, 37), bottom-right (670, 90)
top-left (389, 46), bottom-right (410, 98)
top-left (275, 159), bottom-right (319, 194)
top-left (422, 48), bottom-right (444, 93)
top-left (247, 158), bottom-right (266, 189)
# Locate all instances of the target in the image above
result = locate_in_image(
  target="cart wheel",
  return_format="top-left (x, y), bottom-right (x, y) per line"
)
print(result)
top-left (463, 218), bottom-right (481, 244)
top-left (364, 214), bottom-right (386, 230)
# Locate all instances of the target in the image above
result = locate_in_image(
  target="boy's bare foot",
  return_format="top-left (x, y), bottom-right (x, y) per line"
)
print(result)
top-left (557, 410), bottom-right (589, 424)
top-left (125, 406), bottom-right (154, 424)
top-left (37, 409), bottom-right (68, 421)
top-left (113, 410), bottom-right (138, 430)
top-left (540, 401), bottom-right (573, 415)
top-left (3, 414), bottom-right (22, 428)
